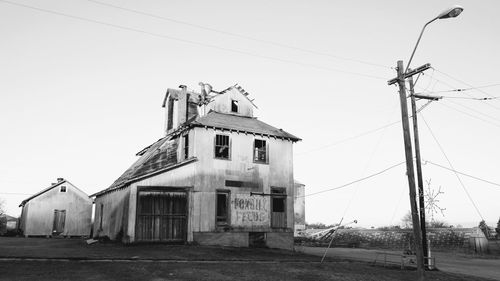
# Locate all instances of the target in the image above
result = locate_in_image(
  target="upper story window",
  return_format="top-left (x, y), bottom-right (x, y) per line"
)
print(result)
top-left (60, 186), bottom-right (66, 192)
top-left (253, 139), bottom-right (267, 163)
top-left (215, 134), bottom-right (230, 159)
top-left (182, 134), bottom-right (189, 160)
top-left (231, 100), bottom-right (238, 113)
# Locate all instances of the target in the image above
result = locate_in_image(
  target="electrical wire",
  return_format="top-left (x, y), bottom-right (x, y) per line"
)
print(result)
top-left (299, 161), bottom-right (406, 198)
top-left (0, 0), bottom-right (387, 80)
top-left (415, 83), bottom-right (500, 94)
top-left (296, 102), bottom-right (432, 156)
top-left (432, 68), bottom-right (500, 112)
top-left (423, 160), bottom-right (500, 188)
top-left (419, 112), bottom-right (485, 221)
top-left (438, 102), bottom-right (500, 129)
top-left (0, 192), bottom-right (32, 196)
top-left (446, 99), bottom-right (500, 124)
top-left (295, 120), bottom-right (400, 156)
top-left (86, 0), bottom-right (391, 70)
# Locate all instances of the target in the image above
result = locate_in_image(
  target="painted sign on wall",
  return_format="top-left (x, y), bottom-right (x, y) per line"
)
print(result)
top-left (231, 194), bottom-right (269, 227)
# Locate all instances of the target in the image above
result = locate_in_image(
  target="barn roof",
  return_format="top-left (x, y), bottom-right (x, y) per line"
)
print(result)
top-left (191, 111), bottom-right (301, 141)
top-left (93, 111), bottom-right (300, 197)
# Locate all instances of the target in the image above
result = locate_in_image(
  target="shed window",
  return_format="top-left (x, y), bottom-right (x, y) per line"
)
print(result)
top-left (216, 191), bottom-right (229, 225)
top-left (60, 186), bottom-right (66, 192)
top-left (215, 134), bottom-right (230, 159)
top-left (231, 100), bottom-right (238, 113)
top-left (253, 139), bottom-right (267, 163)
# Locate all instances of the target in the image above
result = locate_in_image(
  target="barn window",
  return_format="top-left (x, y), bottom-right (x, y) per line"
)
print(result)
top-left (216, 191), bottom-right (229, 225)
top-left (231, 100), bottom-right (238, 113)
top-left (253, 139), bottom-right (267, 163)
top-left (182, 134), bottom-right (189, 160)
top-left (99, 204), bottom-right (104, 230)
top-left (60, 186), bottom-right (66, 192)
top-left (167, 98), bottom-right (174, 130)
top-left (215, 134), bottom-right (230, 159)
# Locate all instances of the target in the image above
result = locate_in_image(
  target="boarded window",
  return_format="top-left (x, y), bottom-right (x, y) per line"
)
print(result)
top-left (216, 191), bottom-right (229, 225)
top-left (253, 139), bottom-right (267, 163)
top-left (231, 100), bottom-right (238, 113)
top-left (183, 134), bottom-right (189, 160)
top-left (215, 134), bottom-right (230, 159)
top-left (60, 186), bottom-right (66, 192)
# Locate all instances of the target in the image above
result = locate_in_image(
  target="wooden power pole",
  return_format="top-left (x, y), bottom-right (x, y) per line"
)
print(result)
top-left (395, 60), bottom-right (425, 280)
top-left (408, 75), bottom-right (429, 268)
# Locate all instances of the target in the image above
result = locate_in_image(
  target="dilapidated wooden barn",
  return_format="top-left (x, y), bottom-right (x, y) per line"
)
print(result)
top-left (92, 84), bottom-right (301, 249)
top-left (19, 178), bottom-right (93, 237)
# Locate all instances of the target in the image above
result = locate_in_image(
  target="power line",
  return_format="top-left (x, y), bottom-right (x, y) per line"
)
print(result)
top-left (300, 161), bottom-right (406, 198)
top-left (446, 99), bottom-right (500, 124)
top-left (423, 160), bottom-right (500, 188)
top-left (426, 95), bottom-right (499, 101)
top-left (432, 68), bottom-right (500, 112)
top-left (0, 0), bottom-right (387, 80)
top-left (295, 120), bottom-right (400, 156)
top-left (416, 83), bottom-right (500, 94)
top-left (295, 102), bottom-right (432, 156)
top-left (86, 0), bottom-right (391, 70)
top-left (419, 112), bottom-right (485, 221)
top-left (438, 102), bottom-right (500, 129)
top-left (0, 192), bottom-right (32, 196)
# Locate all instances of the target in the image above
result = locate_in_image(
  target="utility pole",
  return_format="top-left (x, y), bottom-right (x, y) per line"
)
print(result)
top-left (408, 75), bottom-right (429, 268)
top-left (395, 60), bottom-right (425, 280)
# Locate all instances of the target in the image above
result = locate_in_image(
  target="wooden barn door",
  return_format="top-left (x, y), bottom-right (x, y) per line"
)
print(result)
top-left (52, 209), bottom-right (66, 235)
top-left (136, 190), bottom-right (187, 242)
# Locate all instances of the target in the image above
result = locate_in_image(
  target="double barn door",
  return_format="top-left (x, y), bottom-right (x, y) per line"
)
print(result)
top-left (136, 190), bottom-right (187, 242)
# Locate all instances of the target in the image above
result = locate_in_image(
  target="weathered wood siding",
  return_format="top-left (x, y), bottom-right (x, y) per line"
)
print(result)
top-left (206, 88), bottom-right (254, 117)
top-left (22, 182), bottom-right (92, 236)
top-left (192, 126), bottom-right (295, 233)
top-left (93, 186), bottom-right (130, 241)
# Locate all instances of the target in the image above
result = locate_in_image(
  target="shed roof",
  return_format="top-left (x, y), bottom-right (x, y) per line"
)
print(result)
top-left (19, 179), bottom-right (88, 207)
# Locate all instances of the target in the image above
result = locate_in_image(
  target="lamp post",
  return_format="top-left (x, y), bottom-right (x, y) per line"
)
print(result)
top-left (407, 5), bottom-right (463, 271)
top-left (390, 6), bottom-right (463, 279)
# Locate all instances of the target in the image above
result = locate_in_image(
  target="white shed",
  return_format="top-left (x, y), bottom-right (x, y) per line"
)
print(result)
top-left (19, 178), bottom-right (92, 237)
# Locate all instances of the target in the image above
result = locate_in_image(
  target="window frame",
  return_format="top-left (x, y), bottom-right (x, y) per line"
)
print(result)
top-left (99, 203), bottom-right (104, 231)
top-left (214, 134), bottom-right (231, 160)
top-left (215, 190), bottom-right (230, 226)
top-left (231, 99), bottom-right (239, 113)
top-left (182, 133), bottom-right (189, 160)
top-left (253, 138), bottom-right (268, 164)
top-left (60, 186), bottom-right (66, 192)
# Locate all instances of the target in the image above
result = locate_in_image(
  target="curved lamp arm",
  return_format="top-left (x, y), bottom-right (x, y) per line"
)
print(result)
top-left (404, 5), bottom-right (464, 75)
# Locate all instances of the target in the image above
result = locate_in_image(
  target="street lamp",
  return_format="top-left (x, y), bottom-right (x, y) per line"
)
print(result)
top-left (405, 4), bottom-right (464, 274)
top-left (405, 5), bottom-right (464, 74)
top-left (388, 5), bottom-right (464, 279)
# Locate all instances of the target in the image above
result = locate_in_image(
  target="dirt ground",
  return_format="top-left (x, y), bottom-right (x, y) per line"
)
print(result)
top-left (0, 237), bottom-right (495, 281)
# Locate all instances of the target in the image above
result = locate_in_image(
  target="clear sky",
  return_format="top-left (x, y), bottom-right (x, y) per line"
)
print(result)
top-left (1, 0), bottom-right (499, 228)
